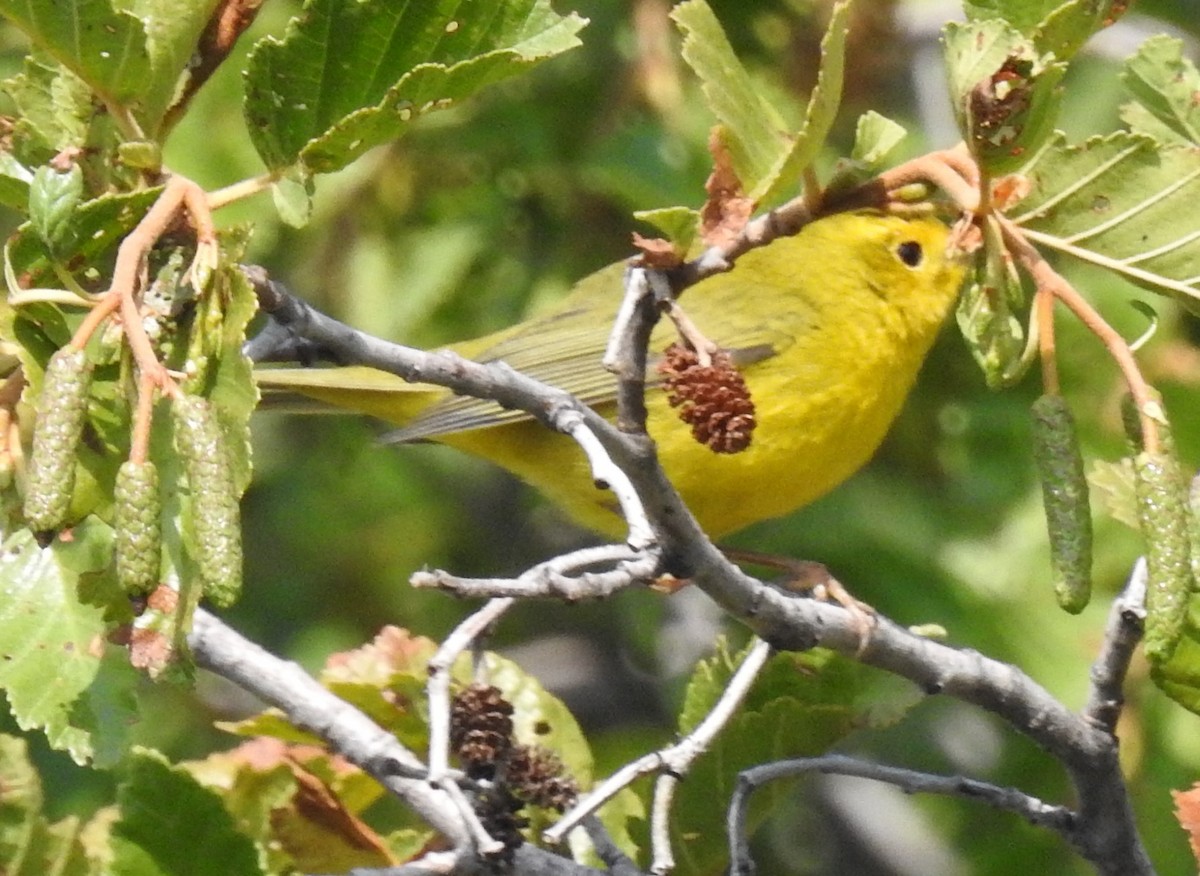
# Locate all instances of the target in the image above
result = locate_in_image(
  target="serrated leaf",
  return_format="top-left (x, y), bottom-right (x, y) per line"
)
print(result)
top-left (0, 524), bottom-right (139, 767)
top-left (0, 0), bottom-right (152, 111)
top-left (28, 164), bottom-right (84, 254)
top-left (963, 0), bottom-right (1062, 33)
top-left (1010, 132), bottom-right (1200, 303)
top-left (672, 641), bottom-right (921, 875)
top-left (671, 0), bottom-right (790, 197)
top-left (1034, 0), bottom-right (1128, 60)
top-left (1, 56), bottom-right (93, 160)
top-left (1120, 35), bottom-right (1200, 147)
top-left (111, 749), bottom-right (263, 876)
top-left (755, 0), bottom-right (852, 205)
top-left (244, 0), bottom-right (586, 174)
top-left (943, 20), bottom-right (1065, 174)
top-left (7, 188), bottom-right (160, 292)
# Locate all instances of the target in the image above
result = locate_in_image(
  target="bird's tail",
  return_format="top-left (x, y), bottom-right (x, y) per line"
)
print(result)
top-left (253, 366), bottom-right (435, 427)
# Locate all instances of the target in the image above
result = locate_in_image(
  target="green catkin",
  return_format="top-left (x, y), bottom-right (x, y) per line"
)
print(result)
top-left (114, 461), bottom-right (162, 595)
top-left (172, 395), bottom-right (242, 607)
top-left (1133, 450), bottom-right (1194, 662)
top-left (23, 348), bottom-right (92, 533)
top-left (1030, 395), bottom-right (1092, 613)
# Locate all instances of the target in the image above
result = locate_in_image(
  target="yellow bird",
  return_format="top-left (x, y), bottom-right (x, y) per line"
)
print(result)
top-left (255, 211), bottom-right (966, 538)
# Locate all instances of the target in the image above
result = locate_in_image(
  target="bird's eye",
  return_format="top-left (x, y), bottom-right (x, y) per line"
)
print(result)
top-left (897, 240), bottom-right (923, 267)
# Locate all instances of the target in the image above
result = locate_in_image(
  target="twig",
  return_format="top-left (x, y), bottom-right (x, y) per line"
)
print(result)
top-left (1036, 283), bottom-right (1060, 395)
top-left (999, 215), bottom-right (1162, 454)
top-left (581, 815), bottom-right (643, 876)
top-left (426, 598), bottom-right (516, 783)
top-left (410, 544), bottom-right (658, 600)
top-left (544, 638), bottom-right (772, 858)
top-left (436, 779), bottom-right (507, 859)
top-left (727, 754), bottom-right (1074, 876)
top-left (649, 638), bottom-right (772, 874)
top-left (602, 265), bottom-right (658, 434)
top-left (1084, 558), bottom-right (1147, 734)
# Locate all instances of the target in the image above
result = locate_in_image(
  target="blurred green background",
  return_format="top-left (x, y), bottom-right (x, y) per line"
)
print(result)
top-left (4, 1), bottom-right (1200, 873)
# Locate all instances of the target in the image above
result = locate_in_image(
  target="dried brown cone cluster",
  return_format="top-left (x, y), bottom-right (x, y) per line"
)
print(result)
top-left (449, 684), bottom-right (579, 859)
top-left (658, 343), bottom-right (756, 453)
top-left (450, 683), bottom-right (514, 779)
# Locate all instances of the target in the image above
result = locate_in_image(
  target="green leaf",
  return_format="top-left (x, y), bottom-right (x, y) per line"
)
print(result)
top-left (633, 207), bottom-right (700, 250)
top-left (755, 0), bottom-right (852, 206)
top-left (671, 641), bottom-right (921, 875)
top-left (243, 0), bottom-right (587, 174)
top-left (118, 0), bottom-right (223, 133)
top-left (485, 651), bottom-right (593, 788)
top-left (1089, 457), bottom-right (1139, 530)
top-left (851, 110), bottom-right (907, 166)
top-left (270, 170), bottom-right (315, 229)
top-left (1, 56), bottom-right (94, 160)
top-left (28, 164), bottom-right (84, 255)
top-left (963, 0), bottom-right (1061, 33)
top-left (671, 0), bottom-right (790, 196)
top-left (956, 215), bottom-right (1033, 388)
top-left (111, 749), bottom-right (263, 876)
top-left (0, 524), bottom-right (139, 767)
top-left (1151, 608), bottom-right (1200, 717)
top-left (0, 0), bottom-right (152, 112)
top-left (7, 188), bottom-right (160, 292)
top-left (0, 734), bottom-right (90, 876)
top-left (1010, 132), bottom-right (1200, 303)
top-left (0, 151), bottom-right (34, 210)
top-left (1034, 0), bottom-right (1128, 61)
top-left (824, 110), bottom-right (909, 197)
top-left (1120, 35), bottom-right (1200, 147)
top-left (943, 19), bottom-right (1066, 174)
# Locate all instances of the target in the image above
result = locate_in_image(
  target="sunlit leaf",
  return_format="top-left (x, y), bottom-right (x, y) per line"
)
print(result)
top-left (0, 524), bottom-right (138, 767)
top-left (243, 0), bottom-right (586, 174)
top-left (943, 19), bottom-right (1065, 174)
top-left (1120, 35), bottom-right (1200, 147)
top-left (1010, 132), bottom-right (1200, 302)
top-left (0, 0), bottom-right (151, 109)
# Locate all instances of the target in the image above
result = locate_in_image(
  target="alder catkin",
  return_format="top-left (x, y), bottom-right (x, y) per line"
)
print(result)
top-left (23, 348), bottom-right (92, 533)
top-left (1133, 450), bottom-right (1194, 662)
top-left (1030, 395), bottom-right (1092, 613)
top-left (172, 395), bottom-right (242, 607)
top-left (113, 461), bottom-right (162, 595)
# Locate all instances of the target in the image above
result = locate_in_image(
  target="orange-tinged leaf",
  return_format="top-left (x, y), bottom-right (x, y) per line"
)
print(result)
top-left (1172, 782), bottom-right (1200, 864)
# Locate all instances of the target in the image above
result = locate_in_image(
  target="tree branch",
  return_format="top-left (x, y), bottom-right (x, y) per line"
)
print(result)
top-left (243, 254), bottom-right (1151, 874)
top-left (727, 754), bottom-right (1074, 876)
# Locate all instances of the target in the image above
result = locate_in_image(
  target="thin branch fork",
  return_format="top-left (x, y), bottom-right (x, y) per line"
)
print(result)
top-left (726, 754), bottom-right (1074, 876)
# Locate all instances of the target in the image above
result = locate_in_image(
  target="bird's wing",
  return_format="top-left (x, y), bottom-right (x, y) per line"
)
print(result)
top-left (386, 311), bottom-right (789, 443)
